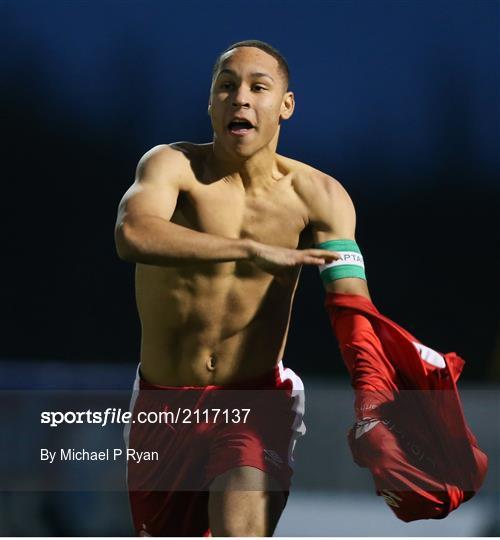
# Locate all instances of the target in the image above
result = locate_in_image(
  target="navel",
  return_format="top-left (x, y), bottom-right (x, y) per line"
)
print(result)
top-left (206, 354), bottom-right (217, 372)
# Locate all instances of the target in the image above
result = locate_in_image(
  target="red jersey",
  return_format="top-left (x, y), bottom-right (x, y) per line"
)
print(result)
top-left (326, 292), bottom-right (488, 522)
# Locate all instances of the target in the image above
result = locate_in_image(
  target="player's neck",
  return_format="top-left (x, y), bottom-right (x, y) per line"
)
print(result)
top-left (211, 139), bottom-right (283, 192)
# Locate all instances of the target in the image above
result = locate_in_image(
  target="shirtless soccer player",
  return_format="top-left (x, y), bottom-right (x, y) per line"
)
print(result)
top-left (115, 40), bottom-right (371, 537)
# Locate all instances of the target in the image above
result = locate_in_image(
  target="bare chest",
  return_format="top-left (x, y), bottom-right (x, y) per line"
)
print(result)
top-left (173, 181), bottom-right (308, 248)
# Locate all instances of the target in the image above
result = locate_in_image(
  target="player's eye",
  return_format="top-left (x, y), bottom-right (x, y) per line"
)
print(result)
top-left (220, 82), bottom-right (234, 90)
top-left (253, 85), bottom-right (266, 92)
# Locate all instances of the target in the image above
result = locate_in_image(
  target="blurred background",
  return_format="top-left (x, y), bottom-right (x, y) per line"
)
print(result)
top-left (1, 0), bottom-right (498, 536)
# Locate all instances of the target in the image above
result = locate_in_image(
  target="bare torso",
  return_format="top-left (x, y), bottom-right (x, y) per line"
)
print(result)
top-left (136, 142), bottom-right (317, 386)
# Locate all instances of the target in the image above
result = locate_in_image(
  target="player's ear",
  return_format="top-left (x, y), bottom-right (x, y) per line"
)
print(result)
top-left (280, 91), bottom-right (295, 121)
top-left (207, 97), bottom-right (212, 115)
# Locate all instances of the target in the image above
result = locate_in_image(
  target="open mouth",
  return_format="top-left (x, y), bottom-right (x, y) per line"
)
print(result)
top-left (227, 119), bottom-right (255, 135)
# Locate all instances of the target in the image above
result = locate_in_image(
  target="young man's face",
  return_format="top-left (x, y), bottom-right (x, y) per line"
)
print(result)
top-left (209, 46), bottom-right (294, 158)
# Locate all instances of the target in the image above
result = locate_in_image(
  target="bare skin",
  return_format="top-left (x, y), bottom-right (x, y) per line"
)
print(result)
top-left (115, 46), bottom-right (370, 536)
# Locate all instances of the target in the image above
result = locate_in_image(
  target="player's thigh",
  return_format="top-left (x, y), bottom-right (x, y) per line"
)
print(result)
top-left (208, 466), bottom-right (287, 537)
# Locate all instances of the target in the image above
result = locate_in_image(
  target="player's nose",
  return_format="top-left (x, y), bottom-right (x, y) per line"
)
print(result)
top-left (231, 86), bottom-right (251, 108)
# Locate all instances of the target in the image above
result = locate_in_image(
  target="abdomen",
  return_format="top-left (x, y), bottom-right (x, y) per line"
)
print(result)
top-left (134, 263), bottom-right (299, 385)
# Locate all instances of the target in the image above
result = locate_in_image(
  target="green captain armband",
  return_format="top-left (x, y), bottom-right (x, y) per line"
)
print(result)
top-left (316, 239), bottom-right (366, 285)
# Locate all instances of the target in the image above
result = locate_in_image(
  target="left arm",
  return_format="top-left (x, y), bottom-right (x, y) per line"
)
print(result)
top-left (309, 175), bottom-right (371, 299)
top-left (308, 175), bottom-right (390, 389)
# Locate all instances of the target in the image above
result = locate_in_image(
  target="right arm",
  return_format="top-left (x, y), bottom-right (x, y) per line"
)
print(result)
top-left (114, 145), bottom-right (340, 268)
top-left (115, 145), bottom-right (253, 265)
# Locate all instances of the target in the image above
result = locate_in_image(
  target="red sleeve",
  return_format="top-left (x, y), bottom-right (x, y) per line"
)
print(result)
top-left (326, 295), bottom-right (400, 417)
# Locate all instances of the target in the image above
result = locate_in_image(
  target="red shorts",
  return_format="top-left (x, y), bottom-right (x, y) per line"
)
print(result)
top-left (124, 362), bottom-right (305, 537)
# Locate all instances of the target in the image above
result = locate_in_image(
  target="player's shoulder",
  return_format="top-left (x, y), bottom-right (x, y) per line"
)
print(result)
top-left (135, 142), bottom-right (203, 185)
top-left (136, 142), bottom-right (191, 171)
top-left (280, 155), bottom-right (352, 206)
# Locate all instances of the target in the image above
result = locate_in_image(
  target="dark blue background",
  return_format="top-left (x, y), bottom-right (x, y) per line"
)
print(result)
top-left (2, 0), bottom-right (499, 379)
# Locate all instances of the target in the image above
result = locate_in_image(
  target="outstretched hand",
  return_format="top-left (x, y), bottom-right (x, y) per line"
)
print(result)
top-left (250, 242), bottom-right (340, 274)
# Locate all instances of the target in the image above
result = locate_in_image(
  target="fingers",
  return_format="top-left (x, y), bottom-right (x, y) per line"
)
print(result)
top-left (305, 249), bottom-right (341, 260)
top-left (299, 249), bottom-right (341, 266)
top-left (260, 247), bottom-right (340, 268)
top-left (302, 256), bottom-right (326, 265)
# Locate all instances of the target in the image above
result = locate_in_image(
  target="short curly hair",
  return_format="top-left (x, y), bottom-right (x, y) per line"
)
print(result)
top-left (211, 40), bottom-right (290, 90)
